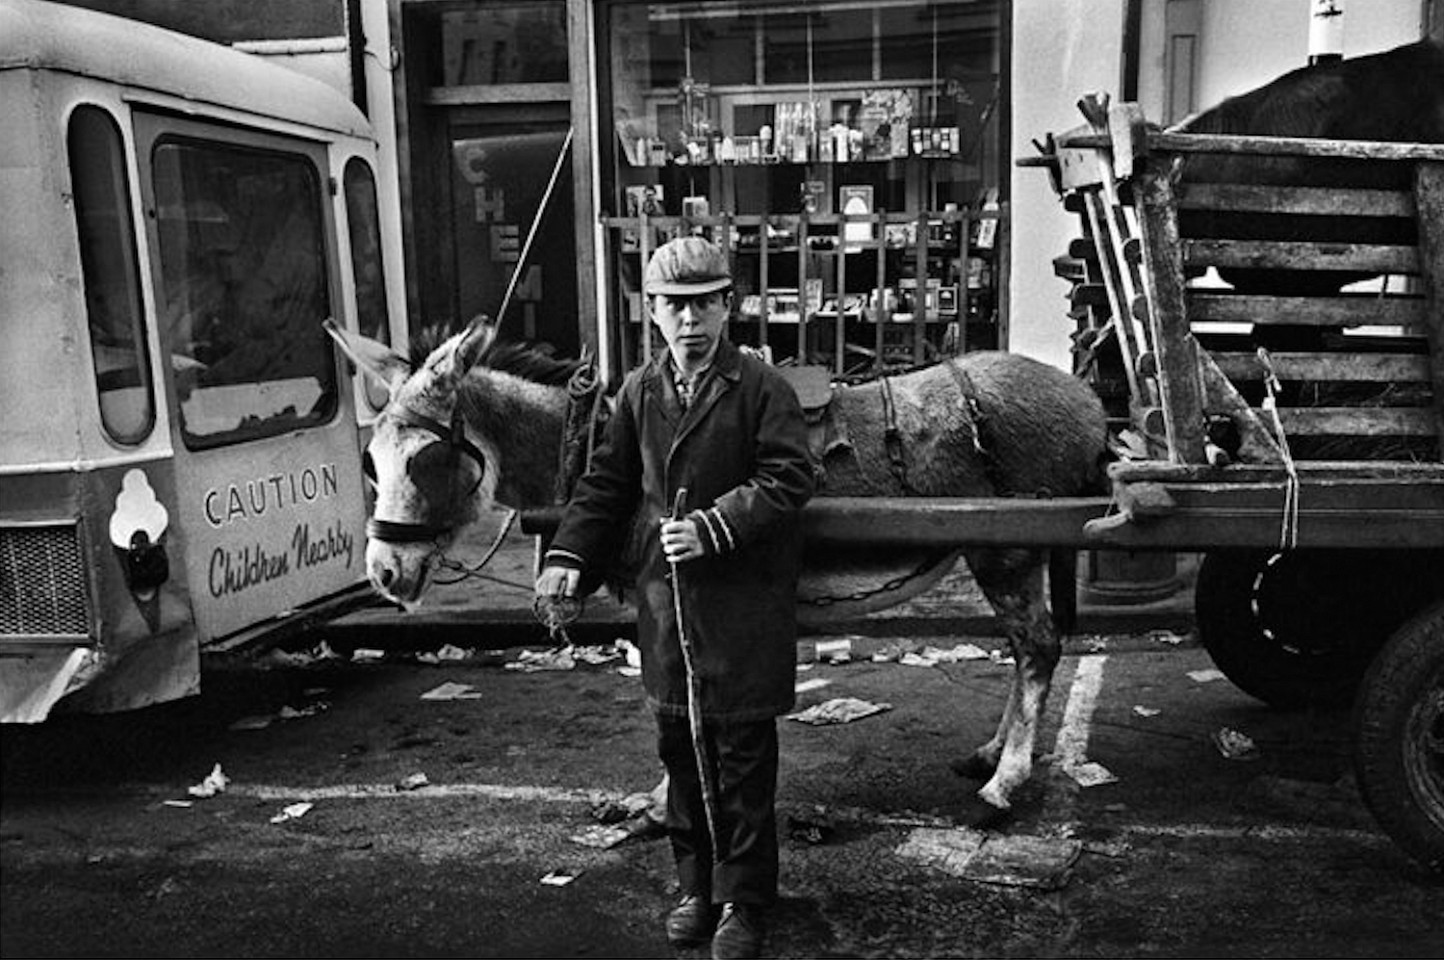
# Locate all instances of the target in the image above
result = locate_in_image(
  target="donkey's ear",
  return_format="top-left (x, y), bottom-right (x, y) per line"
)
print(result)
top-left (452, 313), bottom-right (497, 373)
top-left (324, 318), bottom-right (409, 393)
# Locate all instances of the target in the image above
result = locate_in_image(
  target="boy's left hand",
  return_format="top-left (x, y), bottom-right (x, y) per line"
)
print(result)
top-left (660, 518), bottom-right (703, 563)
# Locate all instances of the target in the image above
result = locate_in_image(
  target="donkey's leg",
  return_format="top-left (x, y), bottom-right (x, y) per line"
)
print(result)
top-left (949, 662), bottom-right (1017, 780)
top-left (965, 547), bottom-right (1061, 812)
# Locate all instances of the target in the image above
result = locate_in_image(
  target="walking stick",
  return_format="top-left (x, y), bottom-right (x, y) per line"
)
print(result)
top-left (669, 487), bottom-right (721, 852)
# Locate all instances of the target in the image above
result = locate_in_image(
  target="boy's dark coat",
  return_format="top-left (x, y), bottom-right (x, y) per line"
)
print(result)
top-left (548, 339), bottom-right (815, 721)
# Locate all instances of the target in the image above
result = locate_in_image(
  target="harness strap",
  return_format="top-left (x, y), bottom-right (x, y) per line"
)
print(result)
top-left (879, 375), bottom-right (916, 494)
top-left (943, 358), bottom-right (1009, 496)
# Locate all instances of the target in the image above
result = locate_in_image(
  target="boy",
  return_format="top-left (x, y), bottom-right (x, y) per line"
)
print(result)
top-left (535, 236), bottom-right (814, 959)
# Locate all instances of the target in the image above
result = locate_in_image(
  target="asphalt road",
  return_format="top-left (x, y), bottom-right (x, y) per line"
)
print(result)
top-left (3, 626), bottom-right (1442, 959)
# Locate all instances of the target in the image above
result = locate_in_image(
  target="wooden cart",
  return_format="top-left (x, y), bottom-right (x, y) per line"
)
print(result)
top-left (1023, 96), bottom-right (1444, 871)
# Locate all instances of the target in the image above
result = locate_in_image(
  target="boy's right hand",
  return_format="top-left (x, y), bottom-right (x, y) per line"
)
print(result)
top-left (535, 565), bottom-right (581, 601)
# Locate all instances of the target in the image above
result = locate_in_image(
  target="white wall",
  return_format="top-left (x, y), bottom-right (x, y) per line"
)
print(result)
top-left (1191, 0), bottom-right (1422, 111)
top-left (1008, 0), bottom-right (1126, 369)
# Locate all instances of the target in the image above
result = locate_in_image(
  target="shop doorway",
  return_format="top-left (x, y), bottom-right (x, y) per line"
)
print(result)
top-left (443, 110), bottom-right (577, 354)
top-left (399, 1), bottom-right (581, 358)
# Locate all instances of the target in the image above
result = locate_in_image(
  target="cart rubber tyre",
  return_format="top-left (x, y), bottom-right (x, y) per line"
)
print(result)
top-left (1353, 599), bottom-right (1444, 874)
top-left (1194, 550), bottom-right (1441, 709)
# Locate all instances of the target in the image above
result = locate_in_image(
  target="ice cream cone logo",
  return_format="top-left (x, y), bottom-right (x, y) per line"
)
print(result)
top-left (109, 469), bottom-right (171, 605)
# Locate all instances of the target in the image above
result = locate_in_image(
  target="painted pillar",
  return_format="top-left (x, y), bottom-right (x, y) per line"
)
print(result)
top-left (1308, 0), bottom-right (1346, 64)
top-left (1007, 0), bottom-right (1126, 370)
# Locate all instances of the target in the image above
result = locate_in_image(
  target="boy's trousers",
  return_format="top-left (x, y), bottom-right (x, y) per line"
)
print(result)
top-left (656, 714), bottom-right (780, 906)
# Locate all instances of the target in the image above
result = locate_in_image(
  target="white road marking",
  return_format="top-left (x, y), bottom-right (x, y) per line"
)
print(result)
top-left (1043, 654), bottom-right (1110, 826)
top-left (227, 780), bottom-right (1388, 847)
top-left (228, 782), bottom-right (617, 804)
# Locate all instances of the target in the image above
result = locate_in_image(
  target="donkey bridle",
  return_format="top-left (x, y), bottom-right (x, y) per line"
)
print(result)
top-left (365, 404), bottom-right (488, 544)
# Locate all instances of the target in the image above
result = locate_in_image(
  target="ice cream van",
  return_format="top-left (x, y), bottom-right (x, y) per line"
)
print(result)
top-left (0, 0), bottom-right (406, 721)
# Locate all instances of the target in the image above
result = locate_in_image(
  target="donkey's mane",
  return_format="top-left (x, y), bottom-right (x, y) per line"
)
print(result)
top-left (407, 322), bottom-right (584, 387)
top-left (478, 341), bottom-right (587, 386)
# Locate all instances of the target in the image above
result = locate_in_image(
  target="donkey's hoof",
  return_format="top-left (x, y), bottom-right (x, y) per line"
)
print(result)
top-left (959, 796), bottom-right (1013, 831)
top-left (948, 755), bottom-right (998, 781)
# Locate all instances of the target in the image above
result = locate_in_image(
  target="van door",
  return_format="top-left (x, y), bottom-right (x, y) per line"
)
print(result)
top-left (132, 112), bottom-right (368, 643)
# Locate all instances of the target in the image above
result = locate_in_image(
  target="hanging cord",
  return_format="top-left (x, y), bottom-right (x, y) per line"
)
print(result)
top-left (1256, 348), bottom-right (1300, 550)
top-left (668, 487), bottom-right (721, 853)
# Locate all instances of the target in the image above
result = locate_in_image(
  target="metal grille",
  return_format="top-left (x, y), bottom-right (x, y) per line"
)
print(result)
top-left (0, 525), bottom-right (91, 637)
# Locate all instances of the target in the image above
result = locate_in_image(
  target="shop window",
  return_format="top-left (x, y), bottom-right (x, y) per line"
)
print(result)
top-left (150, 139), bottom-right (336, 449)
top-left (436, 2), bottom-right (568, 86)
top-left (70, 105), bottom-right (155, 445)
top-left (603, 0), bottom-right (1005, 375)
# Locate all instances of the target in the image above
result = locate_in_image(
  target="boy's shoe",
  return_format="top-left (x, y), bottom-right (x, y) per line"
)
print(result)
top-left (710, 902), bottom-right (766, 960)
top-left (665, 894), bottom-right (717, 948)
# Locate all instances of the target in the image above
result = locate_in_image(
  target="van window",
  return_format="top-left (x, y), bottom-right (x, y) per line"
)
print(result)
top-left (343, 158), bottom-right (390, 345)
top-left (71, 106), bottom-right (155, 444)
top-left (151, 138), bottom-right (337, 448)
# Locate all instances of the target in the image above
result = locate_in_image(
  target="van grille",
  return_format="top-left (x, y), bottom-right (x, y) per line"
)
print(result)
top-left (0, 525), bottom-right (91, 638)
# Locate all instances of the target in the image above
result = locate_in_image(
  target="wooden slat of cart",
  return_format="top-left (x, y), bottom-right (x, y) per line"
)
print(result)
top-left (1212, 351), bottom-right (1431, 383)
top-left (1188, 293), bottom-right (1427, 331)
top-left (1177, 183), bottom-right (1416, 218)
top-left (1183, 239), bottom-right (1419, 274)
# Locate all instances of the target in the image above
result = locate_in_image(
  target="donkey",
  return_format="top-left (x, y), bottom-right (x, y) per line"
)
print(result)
top-left (326, 316), bottom-right (1107, 820)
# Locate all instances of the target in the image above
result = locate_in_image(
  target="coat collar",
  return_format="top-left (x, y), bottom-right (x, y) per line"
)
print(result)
top-left (643, 339), bottom-right (743, 431)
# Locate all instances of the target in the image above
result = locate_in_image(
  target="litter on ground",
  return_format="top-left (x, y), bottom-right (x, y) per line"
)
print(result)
top-left (814, 637), bottom-right (859, 663)
top-left (1062, 760), bottom-right (1119, 788)
top-left (1188, 668), bottom-right (1227, 683)
top-left (572, 644), bottom-right (623, 665)
top-left (794, 677), bottom-right (831, 694)
top-left (540, 869), bottom-right (581, 886)
top-left (505, 647), bottom-right (576, 672)
top-left (570, 824), bottom-right (634, 848)
top-left (1212, 727), bottom-right (1260, 761)
top-left (161, 800), bottom-right (193, 809)
top-left (1132, 705), bottom-right (1161, 718)
top-left (186, 763), bottom-right (229, 798)
top-left (395, 772), bottom-right (430, 791)
top-left (419, 681), bottom-right (484, 701)
top-left (415, 644), bottom-right (473, 664)
top-left (278, 702), bottom-right (329, 720)
top-left (270, 801), bottom-right (314, 824)
top-left (897, 827), bottom-right (1082, 890)
top-left (787, 697), bottom-right (892, 725)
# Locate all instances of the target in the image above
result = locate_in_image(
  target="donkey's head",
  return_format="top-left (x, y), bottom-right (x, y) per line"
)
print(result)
top-left (326, 316), bottom-right (499, 608)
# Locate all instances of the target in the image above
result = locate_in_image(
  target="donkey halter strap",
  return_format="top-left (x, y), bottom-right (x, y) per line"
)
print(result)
top-left (366, 405), bottom-right (488, 545)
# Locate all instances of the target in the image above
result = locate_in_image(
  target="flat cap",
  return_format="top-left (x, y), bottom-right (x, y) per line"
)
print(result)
top-left (644, 237), bottom-right (732, 296)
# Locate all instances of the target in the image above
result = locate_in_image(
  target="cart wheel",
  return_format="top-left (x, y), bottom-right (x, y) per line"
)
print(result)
top-left (1354, 600), bottom-right (1444, 873)
top-left (1194, 550), bottom-right (1432, 708)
